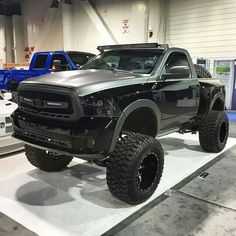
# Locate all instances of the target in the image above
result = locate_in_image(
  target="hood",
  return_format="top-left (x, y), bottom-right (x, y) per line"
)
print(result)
top-left (0, 100), bottom-right (18, 116)
top-left (21, 69), bottom-right (148, 96)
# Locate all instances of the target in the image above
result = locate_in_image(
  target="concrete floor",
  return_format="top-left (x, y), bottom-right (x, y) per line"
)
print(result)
top-left (116, 122), bottom-right (236, 236)
top-left (0, 123), bottom-right (235, 236)
top-left (117, 147), bottom-right (236, 236)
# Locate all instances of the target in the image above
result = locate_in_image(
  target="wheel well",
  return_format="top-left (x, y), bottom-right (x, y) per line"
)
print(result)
top-left (212, 98), bottom-right (224, 111)
top-left (122, 107), bottom-right (157, 137)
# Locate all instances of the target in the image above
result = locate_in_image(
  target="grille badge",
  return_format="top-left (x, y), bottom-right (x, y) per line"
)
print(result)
top-left (34, 98), bottom-right (45, 108)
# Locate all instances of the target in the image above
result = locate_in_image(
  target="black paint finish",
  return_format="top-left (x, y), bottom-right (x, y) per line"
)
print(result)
top-left (12, 46), bottom-right (225, 159)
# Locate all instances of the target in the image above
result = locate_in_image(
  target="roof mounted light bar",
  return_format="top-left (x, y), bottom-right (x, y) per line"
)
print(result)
top-left (97, 43), bottom-right (169, 52)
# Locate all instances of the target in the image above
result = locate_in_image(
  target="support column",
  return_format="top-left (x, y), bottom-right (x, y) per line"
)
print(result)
top-left (0, 15), bottom-right (6, 63)
top-left (62, 3), bottom-right (72, 50)
top-left (13, 15), bottom-right (24, 63)
top-left (5, 17), bottom-right (14, 63)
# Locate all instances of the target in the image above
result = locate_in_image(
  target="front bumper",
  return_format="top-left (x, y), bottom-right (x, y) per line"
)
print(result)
top-left (12, 109), bottom-right (117, 158)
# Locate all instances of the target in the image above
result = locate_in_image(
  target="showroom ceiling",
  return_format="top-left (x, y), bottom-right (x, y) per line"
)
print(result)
top-left (0, 0), bottom-right (21, 15)
top-left (0, 0), bottom-right (22, 5)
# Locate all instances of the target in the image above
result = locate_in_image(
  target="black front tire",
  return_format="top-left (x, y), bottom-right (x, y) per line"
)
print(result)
top-left (107, 133), bottom-right (164, 205)
top-left (199, 111), bottom-right (229, 152)
top-left (25, 145), bottom-right (73, 172)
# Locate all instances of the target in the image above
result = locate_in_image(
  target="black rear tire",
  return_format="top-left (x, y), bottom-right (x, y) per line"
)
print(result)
top-left (194, 64), bottom-right (212, 78)
top-left (7, 80), bottom-right (18, 92)
top-left (25, 145), bottom-right (73, 172)
top-left (199, 111), bottom-right (229, 152)
top-left (107, 132), bottom-right (164, 204)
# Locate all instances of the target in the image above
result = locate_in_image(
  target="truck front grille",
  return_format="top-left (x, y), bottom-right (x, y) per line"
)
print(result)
top-left (18, 86), bottom-right (81, 122)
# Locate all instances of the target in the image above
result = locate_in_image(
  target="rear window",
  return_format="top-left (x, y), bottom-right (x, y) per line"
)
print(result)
top-left (33, 55), bottom-right (48, 69)
top-left (50, 54), bottom-right (70, 69)
top-left (67, 52), bottom-right (95, 67)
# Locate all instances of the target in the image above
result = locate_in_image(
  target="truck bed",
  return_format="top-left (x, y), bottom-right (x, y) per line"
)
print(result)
top-left (0, 69), bottom-right (49, 90)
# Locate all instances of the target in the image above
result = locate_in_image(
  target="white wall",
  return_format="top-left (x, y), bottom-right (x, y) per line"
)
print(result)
top-left (167, 0), bottom-right (236, 60)
top-left (167, 0), bottom-right (236, 109)
top-left (13, 15), bottom-right (25, 62)
top-left (70, 0), bottom-right (151, 54)
top-left (95, 0), bottom-right (148, 44)
top-left (148, 0), bottom-right (168, 43)
top-left (62, 4), bottom-right (72, 50)
top-left (0, 16), bottom-right (6, 63)
top-left (19, 0), bottom-right (165, 55)
top-left (71, 0), bottom-right (104, 53)
top-left (5, 17), bottom-right (14, 63)
top-left (21, 0), bottom-right (63, 53)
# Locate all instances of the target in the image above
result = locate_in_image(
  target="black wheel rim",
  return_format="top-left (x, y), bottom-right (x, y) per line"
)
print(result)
top-left (137, 152), bottom-right (159, 191)
top-left (219, 121), bottom-right (227, 143)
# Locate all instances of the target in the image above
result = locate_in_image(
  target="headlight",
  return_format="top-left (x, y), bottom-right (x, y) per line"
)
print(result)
top-left (81, 96), bottom-right (121, 117)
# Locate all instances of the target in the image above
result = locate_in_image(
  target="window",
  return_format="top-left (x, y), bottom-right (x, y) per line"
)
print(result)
top-left (50, 54), bottom-right (71, 70)
top-left (81, 50), bottom-right (163, 74)
top-left (33, 55), bottom-right (48, 69)
top-left (103, 55), bottom-right (120, 68)
top-left (67, 52), bottom-right (95, 67)
top-left (163, 52), bottom-right (191, 78)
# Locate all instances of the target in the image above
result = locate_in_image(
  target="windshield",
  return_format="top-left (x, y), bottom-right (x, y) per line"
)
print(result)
top-left (67, 52), bottom-right (95, 67)
top-left (81, 49), bottom-right (163, 74)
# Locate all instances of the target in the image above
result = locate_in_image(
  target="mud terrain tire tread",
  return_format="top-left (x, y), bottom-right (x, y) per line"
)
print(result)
top-left (194, 64), bottom-right (212, 78)
top-left (25, 145), bottom-right (73, 172)
top-left (199, 111), bottom-right (229, 153)
top-left (107, 132), bottom-right (164, 205)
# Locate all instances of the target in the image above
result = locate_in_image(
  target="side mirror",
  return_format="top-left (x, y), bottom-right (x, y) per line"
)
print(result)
top-left (162, 66), bottom-right (190, 79)
top-left (3, 92), bottom-right (12, 101)
top-left (52, 60), bottom-right (62, 71)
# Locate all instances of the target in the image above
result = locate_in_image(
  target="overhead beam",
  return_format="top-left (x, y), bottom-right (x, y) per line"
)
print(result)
top-left (81, 0), bottom-right (118, 44)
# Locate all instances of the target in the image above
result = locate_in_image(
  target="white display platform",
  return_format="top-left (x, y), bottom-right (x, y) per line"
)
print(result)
top-left (0, 133), bottom-right (235, 236)
top-left (0, 136), bottom-right (24, 156)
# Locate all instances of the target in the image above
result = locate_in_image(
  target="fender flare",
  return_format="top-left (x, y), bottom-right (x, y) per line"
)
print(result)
top-left (108, 99), bottom-right (161, 153)
top-left (209, 91), bottom-right (225, 112)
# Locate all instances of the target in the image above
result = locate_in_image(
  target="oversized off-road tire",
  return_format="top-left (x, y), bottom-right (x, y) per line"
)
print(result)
top-left (107, 132), bottom-right (164, 204)
top-left (25, 145), bottom-right (73, 172)
top-left (194, 64), bottom-right (212, 78)
top-left (199, 111), bottom-right (229, 152)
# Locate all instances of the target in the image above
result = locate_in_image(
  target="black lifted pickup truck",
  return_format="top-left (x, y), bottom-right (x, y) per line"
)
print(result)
top-left (12, 43), bottom-right (229, 204)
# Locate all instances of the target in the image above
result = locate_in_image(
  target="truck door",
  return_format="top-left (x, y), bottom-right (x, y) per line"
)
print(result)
top-left (155, 52), bottom-right (200, 130)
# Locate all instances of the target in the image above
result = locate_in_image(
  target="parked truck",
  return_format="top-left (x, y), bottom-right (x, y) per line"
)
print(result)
top-left (0, 51), bottom-right (95, 91)
top-left (12, 43), bottom-right (229, 205)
